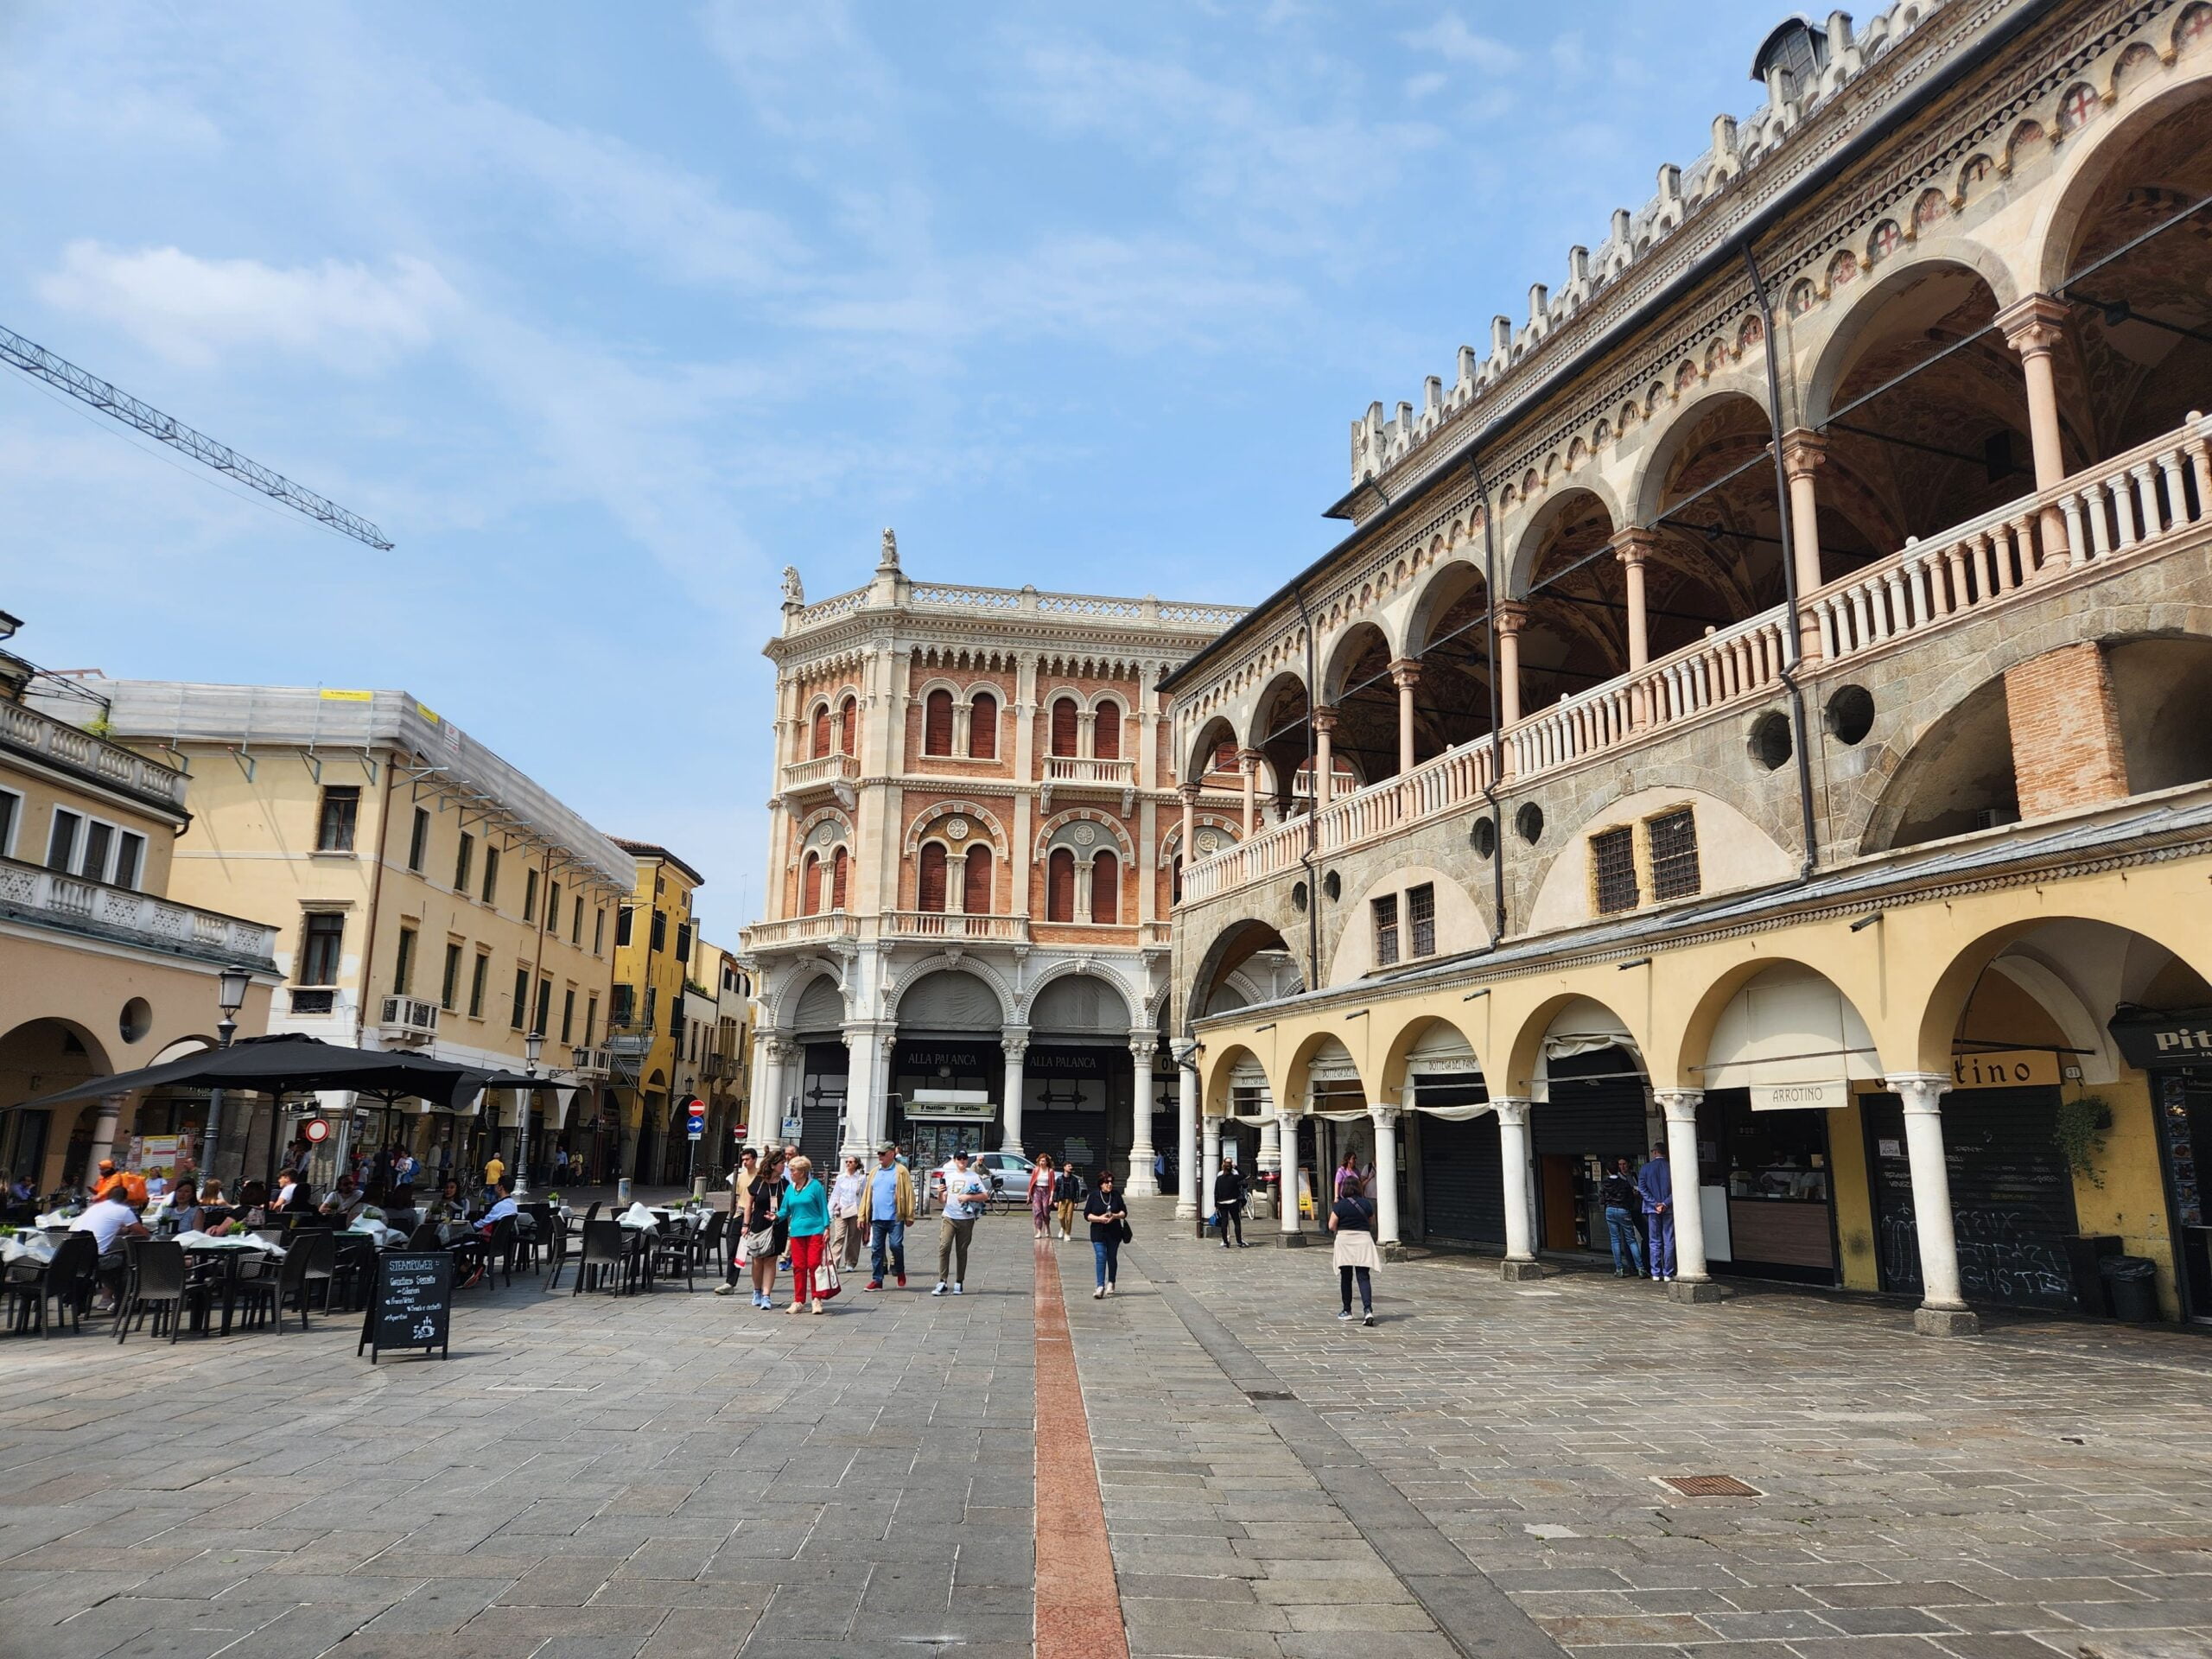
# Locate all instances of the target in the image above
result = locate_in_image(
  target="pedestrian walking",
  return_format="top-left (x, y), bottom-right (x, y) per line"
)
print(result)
top-left (1329, 1185), bottom-right (1380, 1325)
top-left (829, 1154), bottom-right (867, 1271)
top-left (1637, 1141), bottom-right (1676, 1282)
top-left (782, 1155), bottom-right (831, 1316)
top-left (1213, 1158), bottom-right (1248, 1248)
top-left (1027, 1153), bottom-right (1057, 1242)
top-left (715, 1147), bottom-right (761, 1296)
top-left (932, 1149), bottom-right (990, 1295)
top-left (743, 1147), bottom-right (786, 1307)
top-left (1053, 1161), bottom-right (1083, 1242)
top-left (865, 1141), bottom-right (913, 1289)
top-left (1333, 1149), bottom-right (1362, 1203)
top-left (1601, 1155), bottom-right (1645, 1278)
top-left (1084, 1168), bottom-right (1127, 1297)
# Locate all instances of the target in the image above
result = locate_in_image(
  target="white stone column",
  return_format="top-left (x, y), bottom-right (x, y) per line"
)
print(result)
top-left (1201, 1114), bottom-right (1222, 1233)
top-left (1370, 1104), bottom-right (1402, 1251)
top-left (1176, 1052), bottom-right (1200, 1220)
top-left (1256, 1114), bottom-right (1281, 1173)
top-left (1126, 1036), bottom-right (1159, 1196)
top-left (751, 1037), bottom-right (786, 1148)
top-left (1389, 662), bottom-right (1421, 776)
top-left (1494, 1097), bottom-right (1540, 1279)
top-left (1656, 1090), bottom-right (1719, 1301)
top-left (1889, 1071), bottom-right (1980, 1336)
top-left (1312, 709), bottom-right (1338, 810)
top-left (86, 1093), bottom-right (126, 1176)
top-left (842, 1025), bottom-right (880, 1158)
top-left (1275, 1109), bottom-right (1301, 1235)
top-left (1001, 1033), bottom-right (1028, 1153)
top-left (1238, 749), bottom-right (1260, 836)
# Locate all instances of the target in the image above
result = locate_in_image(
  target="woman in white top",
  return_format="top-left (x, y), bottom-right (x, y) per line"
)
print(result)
top-left (827, 1154), bottom-right (868, 1272)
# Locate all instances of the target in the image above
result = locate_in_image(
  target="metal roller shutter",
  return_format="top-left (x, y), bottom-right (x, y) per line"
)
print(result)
top-left (1416, 1082), bottom-right (1503, 1248)
top-left (1534, 1050), bottom-right (1648, 1156)
top-left (1862, 1087), bottom-right (2080, 1311)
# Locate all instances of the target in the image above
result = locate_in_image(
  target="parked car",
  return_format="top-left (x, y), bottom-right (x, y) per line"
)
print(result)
top-left (927, 1149), bottom-right (1036, 1207)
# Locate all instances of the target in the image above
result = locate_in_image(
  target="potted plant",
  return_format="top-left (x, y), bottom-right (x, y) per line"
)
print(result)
top-left (2053, 1093), bottom-right (2114, 1186)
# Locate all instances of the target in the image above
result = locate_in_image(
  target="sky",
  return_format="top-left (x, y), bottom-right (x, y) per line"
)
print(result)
top-left (3, 0), bottom-right (1798, 941)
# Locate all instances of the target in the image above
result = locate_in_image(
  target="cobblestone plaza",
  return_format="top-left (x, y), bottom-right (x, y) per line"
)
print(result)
top-left (2, 1202), bottom-right (2209, 1659)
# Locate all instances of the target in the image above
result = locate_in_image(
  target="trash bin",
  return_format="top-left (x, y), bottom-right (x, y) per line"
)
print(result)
top-left (2100, 1255), bottom-right (2159, 1323)
top-left (2064, 1233), bottom-right (2122, 1315)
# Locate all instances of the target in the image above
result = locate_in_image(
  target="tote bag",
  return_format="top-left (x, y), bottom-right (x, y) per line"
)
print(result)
top-left (813, 1260), bottom-right (842, 1301)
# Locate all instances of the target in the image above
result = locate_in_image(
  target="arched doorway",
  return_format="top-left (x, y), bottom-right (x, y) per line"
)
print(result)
top-left (0, 1018), bottom-right (113, 1193)
top-left (889, 969), bottom-right (1003, 1168)
top-left (1024, 973), bottom-right (1135, 1181)
top-left (785, 973), bottom-right (852, 1166)
top-left (1530, 998), bottom-right (1653, 1261)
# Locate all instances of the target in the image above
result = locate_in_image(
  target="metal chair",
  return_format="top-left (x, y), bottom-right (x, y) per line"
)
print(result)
top-left (10, 1233), bottom-right (102, 1337)
top-left (573, 1218), bottom-right (633, 1296)
top-left (485, 1216), bottom-right (519, 1288)
top-left (689, 1211), bottom-right (727, 1272)
top-left (232, 1242), bottom-right (318, 1332)
top-left (649, 1219), bottom-right (696, 1292)
top-left (294, 1232), bottom-right (340, 1313)
top-left (116, 1239), bottom-right (194, 1344)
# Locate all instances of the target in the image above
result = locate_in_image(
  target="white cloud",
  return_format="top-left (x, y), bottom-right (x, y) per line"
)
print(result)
top-left (1406, 70), bottom-right (1450, 100)
top-left (1398, 16), bottom-right (1522, 73)
top-left (696, 0), bottom-right (899, 149)
top-left (36, 242), bottom-right (459, 371)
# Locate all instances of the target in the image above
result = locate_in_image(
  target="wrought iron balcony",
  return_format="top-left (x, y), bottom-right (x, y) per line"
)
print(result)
top-left (378, 995), bottom-right (439, 1045)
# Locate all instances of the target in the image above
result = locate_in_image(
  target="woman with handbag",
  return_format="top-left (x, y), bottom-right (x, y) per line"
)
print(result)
top-left (1027, 1154), bottom-right (1056, 1243)
top-left (781, 1154), bottom-right (832, 1316)
top-left (1084, 1169), bottom-right (1128, 1299)
top-left (741, 1148), bottom-right (785, 1309)
top-left (1329, 1185), bottom-right (1380, 1326)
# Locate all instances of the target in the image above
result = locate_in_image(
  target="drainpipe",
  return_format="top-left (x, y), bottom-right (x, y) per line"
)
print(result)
top-left (1291, 582), bottom-right (1322, 993)
top-left (1471, 454), bottom-right (1509, 943)
top-left (1743, 238), bottom-right (1821, 879)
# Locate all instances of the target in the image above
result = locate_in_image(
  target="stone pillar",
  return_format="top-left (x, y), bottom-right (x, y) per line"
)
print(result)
top-left (752, 1036), bottom-right (788, 1148)
top-left (1998, 294), bottom-right (2072, 566)
top-left (1370, 1104), bottom-right (1402, 1255)
top-left (1782, 429), bottom-right (1829, 652)
top-left (86, 1093), bottom-right (126, 1175)
top-left (842, 1025), bottom-right (879, 1157)
top-left (1494, 1097), bottom-right (1541, 1279)
top-left (1256, 1113), bottom-right (1280, 1173)
top-left (1656, 1090), bottom-right (1720, 1302)
top-left (1001, 1034), bottom-right (1028, 1154)
top-left (1389, 660), bottom-right (1422, 775)
top-left (1611, 529), bottom-right (1656, 671)
top-left (1275, 1109), bottom-right (1303, 1236)
top-left (1179, 784), bottom-right (1198, 874)
top-left (1495, 604), bottom-right (1528, 728)
top-left (1238, 748), bottom-right (1261, 836)
top-left (1888, 1072), bottom-right (1979, 1335)
top-left (1125, 1036), bottom-right (1159, 1196)
top-left (1176, 1052), bottom-right (1200, 1220)
top-left (1200, 1114), bottom-right (1222, 1235)
top-left (1312, 709), bottom-right (1338, 810)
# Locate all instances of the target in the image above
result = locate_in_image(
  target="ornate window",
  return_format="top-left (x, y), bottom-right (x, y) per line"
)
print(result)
top-left (1090, 849), bottom-right (1119, 923)
top-left (924, 690), bottom-right (955, 756)
top-left (969, 690), bottom-right (999, 759)
top-left (1050, 696), bottom-right (1079, 757)
top-left (963, 843), bottom-right (993, 913)
top-left (1046, 847), bottom-right (1076, 921)
top-left (918, 842), bottom-right (949, 912)
top-left (1093, 700), bottom-right (1122, 760)
top-left (810, 704), bottom-right (831, 759)
top-left (838, 695), bottom-right (857, 757)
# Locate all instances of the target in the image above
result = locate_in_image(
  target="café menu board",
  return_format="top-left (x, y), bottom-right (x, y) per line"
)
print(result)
top-left (359, 1251), bottom-right (452, 1363)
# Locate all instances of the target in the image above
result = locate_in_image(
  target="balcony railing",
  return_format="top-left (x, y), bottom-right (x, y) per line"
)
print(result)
top-left (378, 995), bottom-right (439, 1043)
top-left (882, 910), bottom-right (1032, 943)
top-left (568, 1046), bottom-right (612, 1079)
top-left (0, 855), bottom-right (278, 964)
top-left (780, 753), bottom-right (858, 792)
top-left (1043, 755), bottom-right (1135, 787)
top-left (1178, 412), bottom-right (2212, 909)
top-left (741, 912), bottom-right (857, 950)
top-left (1139, 920), bottom-right (1173, 949)
top-left (0, 700), bottom-right (189, 812)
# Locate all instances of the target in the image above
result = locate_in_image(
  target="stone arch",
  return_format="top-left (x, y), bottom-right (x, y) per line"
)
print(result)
top-left (1282, 1030), bottom-right (1370, 1115)
top-left (1184, 917), bottom-right (1301, 1030)
top-left (1183, 713), bottom-right (1243, 787)
top-left (1630, 386), bottom-right (1773, 528)
top-left (1320, 619), bottom-right (1395, 707)
top-left (1033, 806), bottom-right (1135, 865)
top-left (1507, 485), bottom-right (1627, 721)
top-left (1500, 992), bottom-right (1651, 1100)
top-left (903, 799), bottom-right (1009, 859)
top-left (1022, 965), bottom-right (1139, 1035)
top-left (770, 966), bottom-right (846, 1034)
top-left (1669, 957), bottom-right (1891, 1096)
top-left (1526, 785), bottom-right (1796, 934)
top-left (1803, 249), bottom-right (2024, 425)
top-left (1505, 480), bottom-right (1624, 597)
top-left (1376, 1012), bottom-right (1486, 1109)
top-left (884, 958), bottom-right (1019, 1027)
top-left (1202, 1040), bottom-right (1271, 1119)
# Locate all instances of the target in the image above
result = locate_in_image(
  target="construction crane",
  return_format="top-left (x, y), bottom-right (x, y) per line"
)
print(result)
top-left (0, 323), bottom-right (393, 550)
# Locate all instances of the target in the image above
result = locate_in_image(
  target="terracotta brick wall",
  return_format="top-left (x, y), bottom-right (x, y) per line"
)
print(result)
top-left (2005, 642), bottom-right (2129, 818)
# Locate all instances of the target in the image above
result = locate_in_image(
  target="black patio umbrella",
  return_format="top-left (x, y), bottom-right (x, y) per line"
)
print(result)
top-left (6, 1033), bottom-right (498, 1115)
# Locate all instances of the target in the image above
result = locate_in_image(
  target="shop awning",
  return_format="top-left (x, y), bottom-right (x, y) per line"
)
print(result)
top-left (1698, 965), bottom-right (1879, 1110)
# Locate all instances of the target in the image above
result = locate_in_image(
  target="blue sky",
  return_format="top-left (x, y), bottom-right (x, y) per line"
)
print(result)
top-left (3, 0), bottom-right (1794, 938)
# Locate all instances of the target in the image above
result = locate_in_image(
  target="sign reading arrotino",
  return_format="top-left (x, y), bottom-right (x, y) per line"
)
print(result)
top-left (1748, 1080), bottom-right (1848, 1113)
top-left (2108, 1007), bottom-right (2212, 1069)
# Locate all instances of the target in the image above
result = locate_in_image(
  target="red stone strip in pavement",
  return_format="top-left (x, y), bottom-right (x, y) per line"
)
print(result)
top-left (1033, 1237), bottom-right (1131, 1659)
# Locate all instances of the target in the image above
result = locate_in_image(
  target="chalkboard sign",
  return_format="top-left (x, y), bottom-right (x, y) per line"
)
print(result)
top-left (358, 1250), bottom-right (452, 1363)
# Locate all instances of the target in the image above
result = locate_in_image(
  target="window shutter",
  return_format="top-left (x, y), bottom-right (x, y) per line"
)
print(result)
top-left (810, 705), bottom-right (830, 759)
top-left (1093, 703), bottom-right (1120, 760)
top-left (925, 690), bottom-right (954, 755)
top-left (969, 691), bottom-right (998, 759)
top-left (839, 696), bottom-right (857, 756)
top-left (1047, 848), bottom-right (1075, 921)
top-left (918, 842), bottom-right (948, 912)
top-left (1051, 697), bottom-right (1078, 757)
top-left (830, 847), bottom-right (849, 909)
top-left (963, 844), bottom-right (993, 913)
top-left (1090, 850), bottom-right (1119, 923)
top-left (803, 853), bottom-right (823, 915)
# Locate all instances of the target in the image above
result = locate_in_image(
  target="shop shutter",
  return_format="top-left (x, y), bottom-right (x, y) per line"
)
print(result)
top-left (1094, 702), bottom-right (1121, 760)
top-left (802, 853), bottom-right (823, 916)
top-left (969, 691), bottom-right (997, 758)
top-left (1533, 1049), bottom-right (1649, 1156)
top-left (792, 974), bottom-right (844, 1036)
top-left (1090, 850), bottom-right (1119, 923)
top-left (925, 690), bottom-right (954, 755)
top-left (918, 842), bottom-right (948, 912)
top-left (1051, 696), bottom-right (1078, 757)
top-left (1862, 1087), bottom-right (2080, 1311)
top-left (963, 844), bottom-right (992, 913)
top-left (838, 696), bottom-right (857, 756)
top-left (1417, 1090), bottom-right (1504, 1247)
top-left (810, 705), bottom-right (830, 759)
top-left (1047, 849), bottom-right (1075, 921)
top-left (830, 847), bottom-right (849, 910)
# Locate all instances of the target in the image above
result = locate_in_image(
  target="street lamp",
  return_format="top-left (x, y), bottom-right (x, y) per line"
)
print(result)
top-left (200, 965), bottom-right (252, 1190)
top-left (517, 1028), bottom-right (544, 1196)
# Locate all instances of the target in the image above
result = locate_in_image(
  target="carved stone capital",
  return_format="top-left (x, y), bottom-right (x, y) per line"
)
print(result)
top-left (1493, 602), bottom-right (1529, 638)
top-left (1387, 658), bottom-right (1424, 690)
top-left (1311, 706), bottom-right (1340, 736)
top-left (1611, 525), bottom-right (1661, 567)
top-left (1995, 293), bottom-right (2069, 357)
top-left (1781, 428), bottom-right (1829, 480)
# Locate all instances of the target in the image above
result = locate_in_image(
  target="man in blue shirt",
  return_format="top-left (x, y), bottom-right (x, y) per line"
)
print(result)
top-left (1636, 1142), bottom-right (1676, 1282)
top-left (865, 1142), bottom-right (913, 1290)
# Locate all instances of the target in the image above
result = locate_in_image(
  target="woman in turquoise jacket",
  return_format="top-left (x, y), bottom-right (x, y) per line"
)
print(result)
top-left (780, 1154), bottom-right (833, 1315)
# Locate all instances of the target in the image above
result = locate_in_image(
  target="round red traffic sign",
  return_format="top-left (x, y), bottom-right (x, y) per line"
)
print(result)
top-left (302, 1119), bottom-right (332, 1144)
